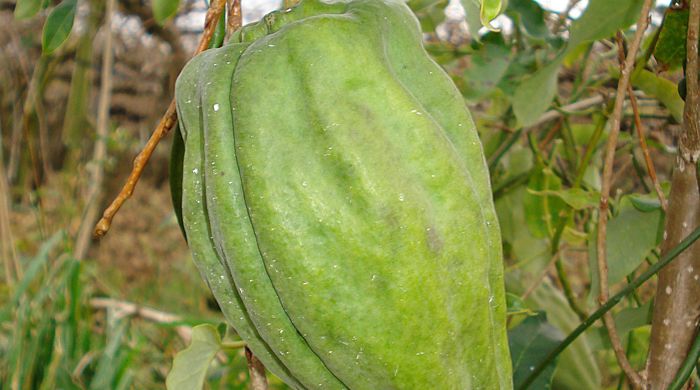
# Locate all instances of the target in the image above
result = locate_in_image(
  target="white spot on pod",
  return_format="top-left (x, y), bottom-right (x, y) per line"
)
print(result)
top-left (665, 286), bottom-right (672, 295)
top-left (213, 103), bottom-right (220, 112)
top-left (663, 318), bottom-right (670, 326)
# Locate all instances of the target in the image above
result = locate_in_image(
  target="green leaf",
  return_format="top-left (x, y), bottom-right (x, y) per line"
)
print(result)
top-left (524, 165), bottom-right (567, 238)
top-left (166, 324), bottom-right (222, 390)
top-left (512, 59), bottom-right (561, 127)
top-left (153, 0), bottom-right (181, 25)
top-left (461, 0), bottom-right (483, 40)
top-left (41, 0), bottom-right (77, 54)
top-left (654, 8), bottom-right (689, 70)
top-left (631, 69), bottom-right (684, 123)
top-left (408, 0), bottom-right (448, 32)
top-left (507, 0), bottom-right (550, 40)
top-left (588, 197), bottom-right (663, 291)
top-left (628, 193), bottom-right (662, 212)
top-left (481, 0), bottom-right (507, 30)
top-left (14, 0), bottom-right (43, 19)
top-left (568, 0), bottom-right (644, 48)
top-left (458, 35), bottom-right (512, 100)
top-left (527, 188), bottom-right (600, 210)
top-left (614, 302), bottom-right (652, 338)
top-left (522, 281), bottom-right (602, 390)
top-left (208, 10), bottom-right (226, 49)
top-left (508, 312), bottom-right (562, 389)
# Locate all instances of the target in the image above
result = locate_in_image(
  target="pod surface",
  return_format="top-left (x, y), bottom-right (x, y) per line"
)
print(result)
top-left (174, 0), bottom-right (512, 388)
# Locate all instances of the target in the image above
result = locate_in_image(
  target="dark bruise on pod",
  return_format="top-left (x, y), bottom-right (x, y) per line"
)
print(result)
top-left (173, 0), bottom-right (513, 388)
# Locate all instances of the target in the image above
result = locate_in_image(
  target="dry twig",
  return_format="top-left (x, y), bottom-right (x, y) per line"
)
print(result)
top-left (615, 31), bottom-right (667, 211)
top-left (227, 0), bottom-right (242, 40)
top-left (596, 1), bottom-right (655, 388)
top-left (627, 85), bottom-right (668, 210)
top-left (93, 0), bottom-right (228, 238)
top-left (90, 297), bottom-right (192, 343)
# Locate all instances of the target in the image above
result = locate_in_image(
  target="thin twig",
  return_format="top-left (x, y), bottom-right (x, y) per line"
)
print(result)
top-left (596, 2), bottom-right (655, 388)
top-left (529, 95), bottom-right (605, 128)
top-left (615, 31), bottom-right (667, 210)
top-left (226, 0), bottom-right (242, 39)
top-left (246, 347), bottom-right (269, 390)
top-left (627, 85), bottom-right (668, 210)
top-left (90, 297), bottom-right (192, 343)
top-left (93, 0), bottom-right (228, 238)
top-left (522, 251), bottom-right (561, 300)
top-left (74, 0), bottom-right (115, 260)
top-left (552, 0), bottom-right (583, 32)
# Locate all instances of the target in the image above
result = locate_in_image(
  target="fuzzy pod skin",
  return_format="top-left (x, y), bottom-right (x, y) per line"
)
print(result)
top-left (173, 0), bottom-right (512, 388)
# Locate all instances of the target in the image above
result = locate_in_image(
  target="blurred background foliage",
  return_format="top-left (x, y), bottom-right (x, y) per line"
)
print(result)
top-left (0, 0), bottom-right (695, 388)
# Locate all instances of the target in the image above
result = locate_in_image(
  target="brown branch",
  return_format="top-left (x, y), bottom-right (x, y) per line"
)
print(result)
top-left (246, 347), bottom-right (269, 390)
top-left (74, 0), bottom-right (115, 260)
top-left (93, 0), bottom-right (228, 238)
top-left (681, 0), bottom-right (700, 162)
top-left (227, 0), bottom-right (242, 39)
top-left (596, 2), bottom-right (655, 389)
top-left (646, 0), bottom-right (700, 387)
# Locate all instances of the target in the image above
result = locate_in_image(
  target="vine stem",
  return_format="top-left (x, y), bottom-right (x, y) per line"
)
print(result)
top-left (596, 1), bottom-right (655, 388)
top-left (518, 225), bottom-right (700, 390)
top-left (93, 0), bottom-right (228, 238)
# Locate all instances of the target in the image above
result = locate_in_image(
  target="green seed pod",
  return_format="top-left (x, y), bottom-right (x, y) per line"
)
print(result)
top-left (173, 0), bottom-right (512, 388)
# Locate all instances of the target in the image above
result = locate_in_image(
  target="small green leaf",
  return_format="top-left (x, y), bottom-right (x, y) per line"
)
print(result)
top-left (631, 69), bottom-right (684, 123)
top-left (41, 0), bottom-right (77, 54)
top-left (527, 188), bottom-right (600, 210)
top-left (461, 0), bottom-right (483, 40)
top-left (407, 0), bottom-right (448, 32)
top-left (654, 8), bottom-right (690, 70)
top-left (166, 324), bottom-right (222, 390)
top-left (458, 35), bottom-right (512, 100)
top-left (628, 193), bottom-right (662, 212)
top-left (153, 0), bottom-right (181, 25)
top-left (507, 0), bottom-right (550, 40)
top-left (508, 312), bottom-right (563, 389)
top-left (568, 0), bottom-right (644, 48)
top-left (588, 197), bottom-right (663, 290)
top-left (481, 0), bottom-right (507, 30)
top-left (513, 59), bottom-right (561, 127)
top-left (614, 302), bottom-right (652, 338)
top-left (524, 165), bottom-right (567, 238)
top-left (14, 0), bottom-right (43, 20)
